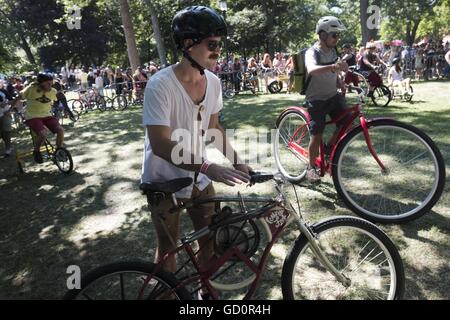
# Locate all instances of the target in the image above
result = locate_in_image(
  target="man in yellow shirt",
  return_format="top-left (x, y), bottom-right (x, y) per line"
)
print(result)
top-left (13, 73), bottom-right (64, 163)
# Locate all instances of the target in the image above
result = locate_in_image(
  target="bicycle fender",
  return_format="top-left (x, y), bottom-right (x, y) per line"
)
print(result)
top-left (276, 106), bottom-right (311, 127)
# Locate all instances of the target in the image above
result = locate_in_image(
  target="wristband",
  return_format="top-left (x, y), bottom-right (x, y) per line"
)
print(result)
top-left (200, 160), bottom-right (211, 174)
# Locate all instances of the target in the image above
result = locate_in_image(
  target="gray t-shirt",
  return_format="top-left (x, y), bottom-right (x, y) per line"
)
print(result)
top-left (305, 43), bottom-right (338, 101)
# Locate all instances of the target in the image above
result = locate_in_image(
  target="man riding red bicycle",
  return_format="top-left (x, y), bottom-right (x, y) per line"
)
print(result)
top-left (359, 42), bottom-right (388, 98)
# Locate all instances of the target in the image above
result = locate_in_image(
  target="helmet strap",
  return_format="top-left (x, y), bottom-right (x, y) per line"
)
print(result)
top-left (182, 41), bottom-right (206, 75)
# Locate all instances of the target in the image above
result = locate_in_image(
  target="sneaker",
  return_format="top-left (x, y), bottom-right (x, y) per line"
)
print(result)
top-left (33, 150), bottom-right (44, 164)
top-left (306, 166), bottom-right (321, 184)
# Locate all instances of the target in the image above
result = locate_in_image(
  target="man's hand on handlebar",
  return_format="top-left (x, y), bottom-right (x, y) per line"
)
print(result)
top-left (333, 60), bottom-right (349, 73)
top-left (205, 163), bottom-right (251, 186)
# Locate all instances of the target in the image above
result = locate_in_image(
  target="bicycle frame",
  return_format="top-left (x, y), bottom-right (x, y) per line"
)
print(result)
top-left (284, 104), bottom-right (388, 177)
top-left (137, 177), bottom-right (351, 300)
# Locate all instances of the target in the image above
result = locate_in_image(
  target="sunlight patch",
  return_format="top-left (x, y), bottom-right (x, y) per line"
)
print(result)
top-left (67, 211), bottom-right (127, 245)
top-left (271, 243), bottom-right (287, 260)
top-left (39, 225), bottom-right (55, 239)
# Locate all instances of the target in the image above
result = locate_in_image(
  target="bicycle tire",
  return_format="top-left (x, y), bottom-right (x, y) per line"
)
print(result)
top-left (332, 119), bottom-right (445, 223)
top-left (53, 147), bottom-right (73, 174)
top-left (281, 216), bottom-right (405, 300)
top-left (274, 109), bottom-right (310, 183)
top-left (69, 109), bottom-right (80, 122)
top-left (114, 95), bottom-right (128, 111)
top-left (371, 85), bottom-right (392, 107)
top-left (404, 86), bottom-right (413, 102)
top-left (96, 96), bottom-right (107, 112)
top-left (268, 80), bottom-right (282, 94)
top-left (63, 260), bottom-right (192, 300)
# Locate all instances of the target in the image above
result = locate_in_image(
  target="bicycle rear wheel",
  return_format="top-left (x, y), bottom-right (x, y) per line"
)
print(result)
top-left (282, 216), bottom-right (404, 300)
top-left (63, 260), bottom-right (191, 300)
top-left (274, 110), bottom-right (310, 183)
top-left (372, 85), bottom-right (392, 107)
top-left (268, 80), bottom-right (282, 94)
top-left (332, 119), bottom-right (445, 223)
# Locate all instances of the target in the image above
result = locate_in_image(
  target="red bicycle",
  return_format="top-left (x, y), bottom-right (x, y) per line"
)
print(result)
top-left (274, 97), bottom-right (445, 223)
top-left (63, 172), bottom-right (404, 300)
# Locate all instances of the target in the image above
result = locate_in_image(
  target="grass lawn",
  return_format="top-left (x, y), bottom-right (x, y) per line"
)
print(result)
top-left (0, 79), bottom-right (448, 299)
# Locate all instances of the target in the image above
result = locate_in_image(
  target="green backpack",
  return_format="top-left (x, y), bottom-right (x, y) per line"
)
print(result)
top-left (293, 47), bottom-right (337, 95)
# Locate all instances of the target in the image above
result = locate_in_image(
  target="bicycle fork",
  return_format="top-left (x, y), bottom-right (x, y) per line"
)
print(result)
top-left (360, 117), bottom-right (388, 174)
top-left (295, 218), bottom-right (352, 287)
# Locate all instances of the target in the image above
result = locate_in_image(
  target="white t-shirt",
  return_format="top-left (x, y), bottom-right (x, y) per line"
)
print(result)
top-left (141, 65), bottom-right (223, 198)
top-left (95, 76), bottom-right (104, 89)
top-left (390, 66), bottom-right (403, 82)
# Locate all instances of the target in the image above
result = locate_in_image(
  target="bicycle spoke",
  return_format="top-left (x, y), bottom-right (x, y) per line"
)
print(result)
top-left (120, 274), bottom-right (125, 300)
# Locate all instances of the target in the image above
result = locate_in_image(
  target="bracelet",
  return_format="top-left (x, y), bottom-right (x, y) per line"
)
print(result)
top-left (200, 160), bottom-right (211, 174)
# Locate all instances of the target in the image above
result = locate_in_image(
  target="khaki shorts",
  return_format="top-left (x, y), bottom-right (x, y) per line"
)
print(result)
top-left (0, 115), bottom-right (12, 132)
top-left (149, 183), bottom-right (216, 218)
top-left (149, 183), bottom-right (216, 249)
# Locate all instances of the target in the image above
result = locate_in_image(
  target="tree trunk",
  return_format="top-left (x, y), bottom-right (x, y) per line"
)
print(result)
top-left (408, 19), bottom-right (421, 46)
top-left (119, 0), bottom-right (141, 71)
top-left (144, 0), bottom-right (168, 66)
top-left (18, 33), bottom-right (36, 65)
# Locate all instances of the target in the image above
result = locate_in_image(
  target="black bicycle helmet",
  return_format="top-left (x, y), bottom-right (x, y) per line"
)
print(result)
top-left (342, 43), bottom-right (352, 49)
top-left (37, 73), bottom-right (54, 84)
top-left (172, 6), bottom-right (227, 74)
top-left (172, 6), bottom-right (227, 49)
top-left (392, 57), bottom-right (402, 65)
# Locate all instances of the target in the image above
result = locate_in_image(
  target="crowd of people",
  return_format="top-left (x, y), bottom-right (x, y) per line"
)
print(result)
top-left (212, 52), bottom-right (297, 94)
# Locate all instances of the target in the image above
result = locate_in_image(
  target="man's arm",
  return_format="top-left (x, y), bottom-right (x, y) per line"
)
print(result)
top-left (306, 50), bottom-right (347, 76)
top-left (147, 124), bottom-right (250, 186)
top-left (207, 113), bottom-right (251, 172)
top-left (445, 51), bottom-right (450, 65)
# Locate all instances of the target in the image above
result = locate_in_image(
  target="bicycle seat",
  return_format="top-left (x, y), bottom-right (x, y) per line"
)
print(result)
top-left (348, 66), bottom-right (358, 71)
top-left (249, 171), bottom-right (274, 185)
top-left (140, 177), bottom-right (193, 194)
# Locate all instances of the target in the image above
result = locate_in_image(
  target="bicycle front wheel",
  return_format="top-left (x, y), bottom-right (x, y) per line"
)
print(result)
top-left (54, 147), bottom-right (73, 174)
top-left (282, 216), bottom-right (404, 300)
top-left (96, 96), bottom-right (107, 112)
top-left (63, 260), bottom-right (191, 300)
top-left (114, 95), bottom-right (128, 111)
top-left (332, 119), bottom-right (445, 223)
top-left (274, 110), bottom-right (310, 183)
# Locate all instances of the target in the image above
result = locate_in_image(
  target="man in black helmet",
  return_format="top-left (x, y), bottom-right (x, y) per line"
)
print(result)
top-left (141, 6), bottom-right (251, 295)
top-left (12, 73), bottom-right (64, 163)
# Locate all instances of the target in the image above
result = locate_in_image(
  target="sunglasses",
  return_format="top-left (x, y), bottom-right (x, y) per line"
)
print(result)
top-left (329, 32), bottom-right (341, 39)
top-left (206, 40), bottom-right (224, 52)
